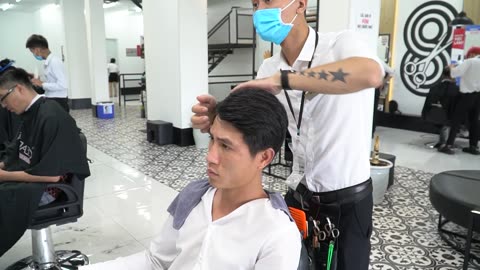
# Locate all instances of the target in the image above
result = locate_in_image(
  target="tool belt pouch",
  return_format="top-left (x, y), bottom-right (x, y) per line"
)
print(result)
top-left (308, 201), bottom-right (341, 270)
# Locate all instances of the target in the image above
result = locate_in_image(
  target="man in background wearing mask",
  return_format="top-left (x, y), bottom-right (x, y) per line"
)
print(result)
top-left (192, 0), bottom-right (384, 269)
top-left (25, 34), bottom-right (69, 112)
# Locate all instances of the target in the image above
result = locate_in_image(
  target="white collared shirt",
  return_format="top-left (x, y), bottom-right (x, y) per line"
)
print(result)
top-left (451, 56), bottom-right (480, 94)
top-left (79, 187), bottom-right (301, 270)
top-left (258, 27), bottom-right (383, 192)
top-left (42, 54), bottom-right (68, 98)
top-left (25, 94), bottom-right (42, 112)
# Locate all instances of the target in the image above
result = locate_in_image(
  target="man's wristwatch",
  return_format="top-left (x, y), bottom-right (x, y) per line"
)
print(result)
top-left (281, 69), bottom-right (295, 90)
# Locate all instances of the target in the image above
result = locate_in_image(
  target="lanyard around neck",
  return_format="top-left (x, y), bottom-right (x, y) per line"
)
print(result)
top-left (283, 32), bottom-right (319, 136)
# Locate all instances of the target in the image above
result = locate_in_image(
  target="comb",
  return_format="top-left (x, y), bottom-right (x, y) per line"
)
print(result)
top-left (288, 207), bottom-right (308, 239)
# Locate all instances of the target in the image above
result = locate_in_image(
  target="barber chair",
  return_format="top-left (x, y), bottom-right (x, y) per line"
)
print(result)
top-left (7, 133), bottom-right (89, 270)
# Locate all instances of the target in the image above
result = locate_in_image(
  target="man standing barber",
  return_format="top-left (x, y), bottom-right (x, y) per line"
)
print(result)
top-left (26, 34), bottom-right (70, 112)
top-left (440, 46), bottom-right (480, 155)
top-left (192, 0), bottom-right (384, 269)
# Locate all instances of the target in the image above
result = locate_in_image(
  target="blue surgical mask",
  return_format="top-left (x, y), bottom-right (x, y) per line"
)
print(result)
top-left (33, 54), bottom-right (43, 61)
top-left (253, 0), bottom-right (298, 45)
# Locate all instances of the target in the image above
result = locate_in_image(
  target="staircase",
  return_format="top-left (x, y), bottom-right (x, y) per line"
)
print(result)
top-left (130, 0), bottom-right (142, 9)
top-left (208, 7), bottom-right (255, 74)
top-left (208, 45), bottom-right (233, 73)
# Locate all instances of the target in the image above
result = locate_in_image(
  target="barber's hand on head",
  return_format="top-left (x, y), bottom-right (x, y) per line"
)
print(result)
top-left (232, 72), bottom-right (282, 95)
top-left (31, 78), bottom-right (43, 87)
top-left (191, 95), bottom-right (217, 133)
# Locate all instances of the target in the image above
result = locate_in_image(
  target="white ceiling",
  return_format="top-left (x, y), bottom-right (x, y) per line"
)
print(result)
top-left (0, 0), bottom-right (138, 13)
top-left (0, 0), bottom-right (59, 13)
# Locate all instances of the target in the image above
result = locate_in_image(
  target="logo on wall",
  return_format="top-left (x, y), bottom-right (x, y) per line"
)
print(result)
top-left (400, 1), bottom-right (458, 96)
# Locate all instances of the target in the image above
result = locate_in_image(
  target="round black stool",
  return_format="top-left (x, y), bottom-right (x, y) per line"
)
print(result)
top-left (429, 170), bottom-right (480, 270)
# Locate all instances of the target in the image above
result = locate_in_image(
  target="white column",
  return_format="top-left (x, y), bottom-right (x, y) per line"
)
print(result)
top-left (318, 0), bottom-right (380, 51)
top-left (61, 0), bottom-right (91, 108)
top-left (84, 0), bottom-right (109, 104)
top-left (143, 0), bottom-right (208, 144)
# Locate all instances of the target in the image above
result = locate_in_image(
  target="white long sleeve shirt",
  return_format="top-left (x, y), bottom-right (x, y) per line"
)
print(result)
top-left (80, 187), bottom-right (301, 270)
top-left (42, 54), bottom-right (68, 98)
top-left (451, 56), bottom-right (480, 94)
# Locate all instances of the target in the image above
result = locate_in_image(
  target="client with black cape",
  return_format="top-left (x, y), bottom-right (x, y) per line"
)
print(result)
top-left (0, 65), bottom-right (90, 256)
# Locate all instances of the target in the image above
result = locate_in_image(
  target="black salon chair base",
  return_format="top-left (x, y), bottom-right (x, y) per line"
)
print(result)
top-left (6, 227), bottom-right (88, 270)
top-left (6, 176), bottom-right (89, 270)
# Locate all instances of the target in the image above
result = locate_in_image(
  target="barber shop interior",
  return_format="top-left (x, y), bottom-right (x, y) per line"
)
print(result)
top-left (1, 0), bottom-right (480, 269)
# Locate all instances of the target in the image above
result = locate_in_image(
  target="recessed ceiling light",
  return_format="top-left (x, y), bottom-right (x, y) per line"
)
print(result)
top-left (0, 3), bottom-right (14, 11)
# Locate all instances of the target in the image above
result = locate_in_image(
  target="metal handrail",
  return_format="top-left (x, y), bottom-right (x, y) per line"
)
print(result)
top-left (208, 7), bottom-right (255, 80)
top-left (208, 10), bottom-right (233, 38)
top-left (209, 74), bottom-right (255, 78)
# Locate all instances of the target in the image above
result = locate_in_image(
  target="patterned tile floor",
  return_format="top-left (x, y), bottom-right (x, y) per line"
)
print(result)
top-left (71, 105), bottom-right (480, 269)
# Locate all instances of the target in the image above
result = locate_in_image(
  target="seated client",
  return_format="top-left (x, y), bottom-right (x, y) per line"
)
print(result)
top-left (81, 89), bottom-right (302, 269)
top-left (0, 67), bottom-right (90, 256)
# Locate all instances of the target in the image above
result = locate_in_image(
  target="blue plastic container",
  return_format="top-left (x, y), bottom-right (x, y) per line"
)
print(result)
top-left (96, 102), bottom-right (114, 119)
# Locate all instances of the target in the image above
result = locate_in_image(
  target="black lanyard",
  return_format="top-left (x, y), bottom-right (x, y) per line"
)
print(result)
top-left (283, 33), bottom-right (319, 136)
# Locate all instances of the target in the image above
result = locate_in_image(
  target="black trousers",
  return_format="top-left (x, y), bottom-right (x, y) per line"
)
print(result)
top-left (446, 92), bottom-right (480, 147)
top-left (0, 182), bottom-right (45, 256)
top-left (49, 97), bottom-right (70, 113)
top-left (285, 184), bottom-right (373, 270)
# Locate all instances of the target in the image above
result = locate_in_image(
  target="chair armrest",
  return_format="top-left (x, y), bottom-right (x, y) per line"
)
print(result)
top-left (35, 179), bottom-right (83, 213)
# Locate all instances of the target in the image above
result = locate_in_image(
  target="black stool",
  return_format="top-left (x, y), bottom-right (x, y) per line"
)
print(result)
top-left (146, 120), bottom-right (173, 145)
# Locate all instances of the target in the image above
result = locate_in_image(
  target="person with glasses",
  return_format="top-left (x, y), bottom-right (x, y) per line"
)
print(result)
top-left (0, 58), bottom-right (21, 161)
top-left (26, 34), bottom-right (70, 112)
top-left (0, 66), bottom-right (90, 256)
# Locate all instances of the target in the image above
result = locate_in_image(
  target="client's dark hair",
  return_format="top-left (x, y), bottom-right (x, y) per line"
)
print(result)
top-left (0, 67), bottom-right (34, 90)
top-left (215, 89), bottom-right (288, 156)
top-left (25, 34), bottom-right (49, 49)
top-left (110, 58), bottom-right (116, 63)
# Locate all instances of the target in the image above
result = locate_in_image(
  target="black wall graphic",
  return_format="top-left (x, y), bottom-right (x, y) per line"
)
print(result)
top-left (400, 1), bottom-right (458, 96)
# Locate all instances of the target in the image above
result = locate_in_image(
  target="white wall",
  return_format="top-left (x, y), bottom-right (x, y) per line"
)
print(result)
top-left (33, 4), bottom-right (65, 63)
top-left (318, 0), bottom-right (350, 32)
top-left (104, 9), bottom-right (145, 74)
top-left (0, 6), bottom-right (66, 84)
top-left (32, 4), bottom-right (66, 83)
top-left (207, 0), bottom-right (251, 29)
top-left (0, 12), bottom-right (36, 73)
top-left (209, 48), bottom-right (255, 100)
top-left (391, 0), bottom-right (463, 115)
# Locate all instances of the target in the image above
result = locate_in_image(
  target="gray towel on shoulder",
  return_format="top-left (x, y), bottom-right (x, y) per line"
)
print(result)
top-left (167, 179), bottom-right (293, 230)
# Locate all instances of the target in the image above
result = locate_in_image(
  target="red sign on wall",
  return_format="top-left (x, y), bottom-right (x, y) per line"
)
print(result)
top-left (452, 27), bottom-right (466, 50)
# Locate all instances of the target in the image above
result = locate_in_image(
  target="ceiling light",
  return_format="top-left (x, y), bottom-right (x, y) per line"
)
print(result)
top-left (0, 3), bottom-right (14, 11)
top-left (16, 0), bottom-right (22, 3)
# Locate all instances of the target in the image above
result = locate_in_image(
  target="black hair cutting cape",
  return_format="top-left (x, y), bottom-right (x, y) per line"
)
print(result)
top-left (0, 97), bottom-right (90, 257)
top-left (0, 107), bottom-right (21, 160)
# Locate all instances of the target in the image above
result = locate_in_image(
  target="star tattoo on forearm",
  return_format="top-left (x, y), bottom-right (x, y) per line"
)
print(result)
top-left (297, 69), bottom-right (349, 83)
